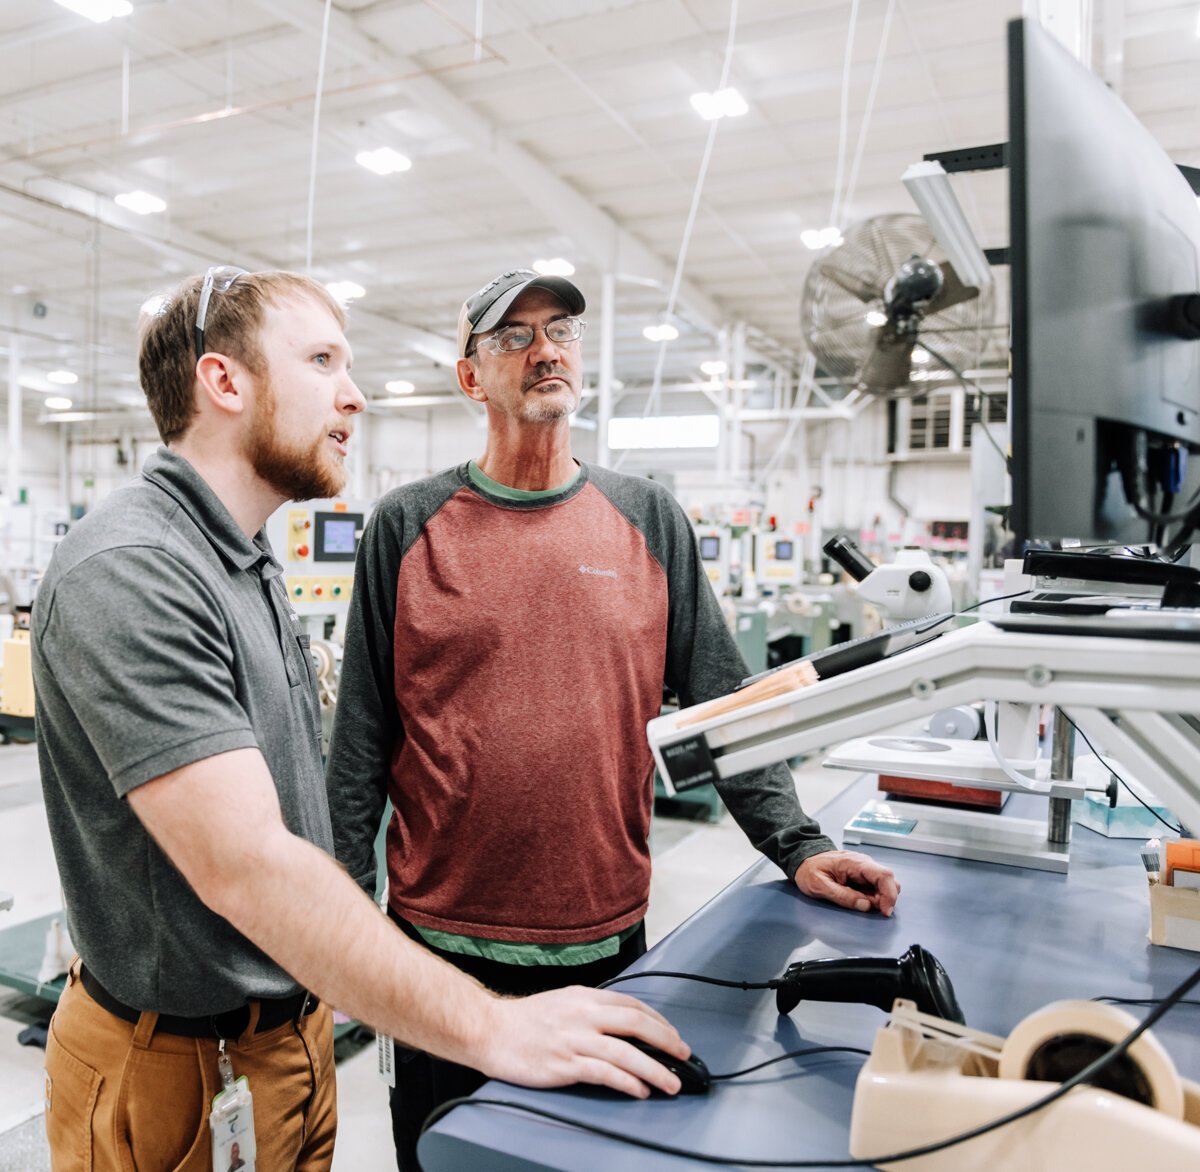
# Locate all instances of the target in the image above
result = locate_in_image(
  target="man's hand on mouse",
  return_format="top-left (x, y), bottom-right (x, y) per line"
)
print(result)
top-left (477, 986), bottom-right (691, 1098)
top-left (794, 850), bottom-right (901, 916)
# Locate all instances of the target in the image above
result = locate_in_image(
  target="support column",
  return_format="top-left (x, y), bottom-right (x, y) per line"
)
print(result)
top-left (6, 335), bottom-right (20, 507)
top-left (730, 321), bottom-right (746, 482)
top-left (596, 271), bottom-right (615, 468)
top-left (1048, 707), bottom-right (1076, 845)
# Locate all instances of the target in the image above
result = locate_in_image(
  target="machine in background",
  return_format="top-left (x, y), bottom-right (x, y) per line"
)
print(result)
top-left (264, 497), bottom-right (371, 754)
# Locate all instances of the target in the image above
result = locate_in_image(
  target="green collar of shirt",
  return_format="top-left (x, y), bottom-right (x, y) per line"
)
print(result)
top-left (467, 459), bottom-right (581, 501)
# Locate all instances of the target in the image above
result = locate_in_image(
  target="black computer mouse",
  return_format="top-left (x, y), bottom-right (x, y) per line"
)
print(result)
top-left (624, 1037), bottom-right (711, 1095)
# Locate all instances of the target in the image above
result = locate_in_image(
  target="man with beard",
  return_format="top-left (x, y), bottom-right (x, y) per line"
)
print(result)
top-left (326, 268), bottom-right (902, 1169)
top-left (32, 268), bottom-right (690, 1172)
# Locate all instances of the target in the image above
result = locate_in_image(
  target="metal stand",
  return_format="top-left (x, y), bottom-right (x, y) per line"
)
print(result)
top-left (649, 619), bottom-right (1200, 850)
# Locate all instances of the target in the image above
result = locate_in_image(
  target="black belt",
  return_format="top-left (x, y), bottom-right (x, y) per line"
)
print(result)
top-left (79, 964), bottom-right (319, 1038)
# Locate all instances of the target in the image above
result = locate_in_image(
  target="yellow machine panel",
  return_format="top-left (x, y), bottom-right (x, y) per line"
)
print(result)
top-left (1, 629), bottom-right (34, 719)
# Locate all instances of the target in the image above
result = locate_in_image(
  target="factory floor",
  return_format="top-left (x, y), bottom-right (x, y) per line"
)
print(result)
top-left (0, 741), bottom-right (855, 1170)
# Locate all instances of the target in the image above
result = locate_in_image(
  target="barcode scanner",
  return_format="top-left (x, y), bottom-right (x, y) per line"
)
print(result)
top-left (775, 944), bottom-right (965, 1024)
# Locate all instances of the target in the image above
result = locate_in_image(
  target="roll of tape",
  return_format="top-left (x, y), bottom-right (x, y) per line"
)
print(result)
top-left (998, 999), bottom-right (1183, 1119)
top-left (784, 594), bottom-right (812, 616)
top-left (929, 705), bottom-right (982, 740)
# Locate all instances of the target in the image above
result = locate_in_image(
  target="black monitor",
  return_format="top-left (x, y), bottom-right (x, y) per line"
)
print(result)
top-left (698, 535), bottom-right (721, 561)
top-left (772, 539), bottom-right (795, 561)
top-left (1008, 18), bottom-right (1200, 548)
top-left (313, 511), bottom-right (363, 561)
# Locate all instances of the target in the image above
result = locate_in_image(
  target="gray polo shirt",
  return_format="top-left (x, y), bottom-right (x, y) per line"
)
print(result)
top-left (32, 448), bottom-right (332, 1015)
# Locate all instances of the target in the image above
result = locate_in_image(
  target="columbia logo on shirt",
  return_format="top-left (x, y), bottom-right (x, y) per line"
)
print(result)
top-left (579, 564), bottom-right (618, 579)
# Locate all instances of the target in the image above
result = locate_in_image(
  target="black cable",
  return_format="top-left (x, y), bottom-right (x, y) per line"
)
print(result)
top-left (1092, 995), bottom-right (1200, 1008)
top-left (420, 959), bottom-right (1200, 1167)
top-left (710, 1044), bottom-right (871, 1082)
top-left (956, 588), bottom-right (1031, 614)
top-left (597, 969), bottom-right (776, 992)
top-left (1059, 712), bottom-right (1185, 835)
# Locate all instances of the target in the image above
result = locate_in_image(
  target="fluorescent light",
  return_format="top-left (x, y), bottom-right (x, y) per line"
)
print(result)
top-left (690, 88), bottom-right (748, 121)
top-left (54, 0), bottom-right (132, 21)
top-left (45, 396), bottom-right (73, 410)
top-left (801, 226), bottom-right (843, 251)
top-left (912, 347), bottom-right (931, 365)
top-left (902, 160), bottom-right (993, 289)
top-left (643, 323), bottom-right (679, 342)
top-left (608, 414), bottom-right (720, 450)
top-left (533, 258), bottom-right (575, 277)
top-left (140, 294), bottom-right (169, 317)
top-left (385, 379), bottom-right (415, 395)
top-left (47, 370), bottom-right (78, 385)
top-left (355, 147), bottom-right (412, 176)
top-left (326, 281), bottom-right (366, 304)
top-left (699, 360), bottom-right (727, 377)
top-left (115, 190), bottom-right (166, 215)
top-left (866, 310), bottom-right (887, 327)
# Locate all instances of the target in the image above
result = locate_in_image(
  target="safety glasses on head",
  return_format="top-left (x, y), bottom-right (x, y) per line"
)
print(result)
top-left (194, 265), bottom-right (249, 359)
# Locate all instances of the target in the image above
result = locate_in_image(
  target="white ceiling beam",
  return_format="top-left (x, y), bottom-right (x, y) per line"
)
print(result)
top-left (0, 165), bottom-right (458, 367)
top-left (249, 0), bottom-right (763, 352)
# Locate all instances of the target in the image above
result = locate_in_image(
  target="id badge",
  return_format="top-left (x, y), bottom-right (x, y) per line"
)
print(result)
top-left (376, 1029), bottom-right (396, 1088)
top-left (210, 1074), bottom-right (256, 1172)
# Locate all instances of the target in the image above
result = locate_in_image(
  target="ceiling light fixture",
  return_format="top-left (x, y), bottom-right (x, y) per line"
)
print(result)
top-left (355, 148), bottom-right (412, 176)
top-left (115, 190), bottom-right (166, 215)
top-left (326, 281), bottom-right (366, 304)
top-left (902, 160), bottom-right (994, 289)
top-left (643, 323), bottom-right (679, 342)
top-left (865, 310), bottom-right (888, 327)
top-left (801, 227), bottom-right (844, 251)
top-left (912, 347), bottom-right (931, 365)
top-left (45, 396), bottom-right (74, 410)
top-left (690, 88), bottom-right (749, 121)
top-left (53, 0), bottom-right (132, 22)
top-left (533, 258), bottom-right (575, 277)
top-left (385, 379), bottom-right (415, 395)
top-left (699, 360), bottom-right (727, 377)
top-left (47, 370), bottom-right (79, 385)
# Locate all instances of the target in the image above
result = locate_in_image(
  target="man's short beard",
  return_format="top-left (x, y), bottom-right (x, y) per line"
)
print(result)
top-left (522, 396), bottom-right (575, 424)
top-left (246, 375), bottom-right (346, 501)
top-left (517, 361), bottom-right (578, 423)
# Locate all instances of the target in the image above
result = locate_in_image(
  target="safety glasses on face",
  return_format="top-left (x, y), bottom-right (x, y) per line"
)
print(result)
top-left (194, 265), bottom-right (249, 359)
top-left (474, 317), bottom-right (587, 355)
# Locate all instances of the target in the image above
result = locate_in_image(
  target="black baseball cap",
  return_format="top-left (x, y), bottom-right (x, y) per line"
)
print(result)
top-left (457, 269), bottom-right (586, 356)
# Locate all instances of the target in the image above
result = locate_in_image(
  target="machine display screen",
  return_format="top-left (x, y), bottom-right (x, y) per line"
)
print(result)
top-left (314, 512), bottom-right (363, 562)
top-left (699, 535), bottom-right (721, 561)
top-left (773, 540), bottom-right (794, 561)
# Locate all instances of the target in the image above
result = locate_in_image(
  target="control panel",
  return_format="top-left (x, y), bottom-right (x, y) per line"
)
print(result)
top-left (759, 534), bottom-right (802, 587)
top-left (695, 525), bottom-right (732, 595)
top-left (265, 498), bottom-right (370, 621)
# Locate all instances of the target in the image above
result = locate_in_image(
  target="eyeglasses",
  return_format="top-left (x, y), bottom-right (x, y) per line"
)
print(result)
top-left (194, 265), bottom-right (249, 358)
top-left (473, 317), bottom-right (587, 356)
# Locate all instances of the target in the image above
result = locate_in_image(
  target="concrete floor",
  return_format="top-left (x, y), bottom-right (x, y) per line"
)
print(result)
top-left (0, 741), bottom-right (854, 1171)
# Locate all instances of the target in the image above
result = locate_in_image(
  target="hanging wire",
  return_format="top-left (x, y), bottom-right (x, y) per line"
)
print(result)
top-left (305, 0), bottom-right (335, 274)
top-left (841, 0), bottom-right (896, 222)
top-left (828, 0), bottom-right (861, 229)
top-left (604, 0), bottom-right (744, 475)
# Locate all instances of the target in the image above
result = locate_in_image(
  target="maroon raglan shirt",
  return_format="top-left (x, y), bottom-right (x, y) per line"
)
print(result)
top-left (326, 463), bottom-right (833, 943)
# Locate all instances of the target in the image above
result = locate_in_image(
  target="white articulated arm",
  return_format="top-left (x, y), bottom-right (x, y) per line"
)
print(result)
top-left (648, 621), bottom-right (1200, 833)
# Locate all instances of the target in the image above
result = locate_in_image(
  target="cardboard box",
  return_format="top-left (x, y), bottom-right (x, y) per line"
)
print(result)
top-left (1149, 883), bottom-right (1200, 952)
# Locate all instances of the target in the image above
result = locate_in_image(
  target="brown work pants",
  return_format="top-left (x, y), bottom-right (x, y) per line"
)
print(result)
top-left (43, 962), bottom-right (337, 1171)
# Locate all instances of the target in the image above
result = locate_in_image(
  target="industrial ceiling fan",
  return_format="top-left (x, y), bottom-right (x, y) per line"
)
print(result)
top-left (801, 214), bottom-right (995, 396)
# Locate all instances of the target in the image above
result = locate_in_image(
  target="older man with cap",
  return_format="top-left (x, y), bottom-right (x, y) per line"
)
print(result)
top-left (326, 268), bottom-right (901, 1169)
